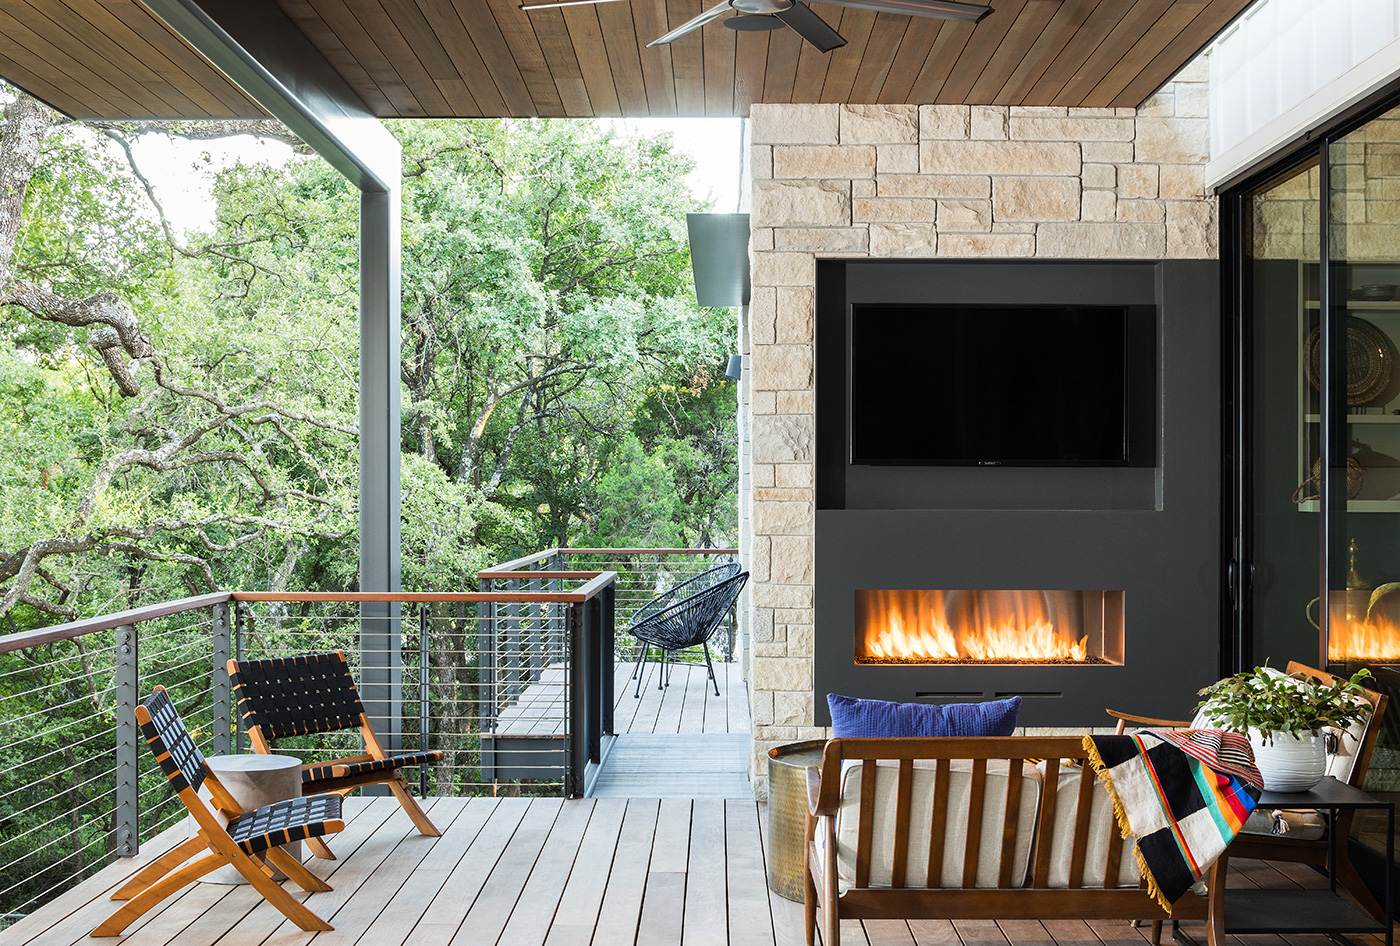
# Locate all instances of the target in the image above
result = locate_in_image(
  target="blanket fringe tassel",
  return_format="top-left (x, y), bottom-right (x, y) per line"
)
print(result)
top-left (1081, 736), bottom-right (1175, 915)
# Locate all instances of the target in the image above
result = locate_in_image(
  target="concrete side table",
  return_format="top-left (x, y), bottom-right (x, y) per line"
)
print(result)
top-left (766, 740), bottom-right (826, 902)
top-left (197, 754), bottom-right (303, 884)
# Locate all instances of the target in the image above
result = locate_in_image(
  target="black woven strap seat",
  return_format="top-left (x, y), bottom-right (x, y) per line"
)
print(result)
top-left (95, 686), bottom-right (348, 937)
top-left (228, 648), bottom-right (442, 843)
top-left (304, 750), bottom-right (441, 784)
top-left (626, 562), bottom-right (749, 697)
top-left (228, 794), bottom-right (343, 855)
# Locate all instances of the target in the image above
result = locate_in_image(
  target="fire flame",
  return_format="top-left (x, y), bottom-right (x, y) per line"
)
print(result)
top-left (1328, 617), bottom-right (1400, 662)
top-left (857, 589), bottom-right (1088, 663)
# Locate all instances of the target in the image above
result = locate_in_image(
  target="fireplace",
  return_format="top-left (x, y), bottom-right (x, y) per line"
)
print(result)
top-left (854, 589), bottom-right (1124, 665)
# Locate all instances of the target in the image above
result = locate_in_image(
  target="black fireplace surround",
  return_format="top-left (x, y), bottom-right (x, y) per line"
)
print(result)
top-left (813, 259), bottom-right (1223, 727)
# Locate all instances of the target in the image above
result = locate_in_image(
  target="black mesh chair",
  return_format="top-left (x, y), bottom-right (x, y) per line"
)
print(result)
top-left (93, 687), bottom-right (344, 936)
top-left (228, 650), bottom-right (442, 856)
top-left (627, 561), bottom-right (749, 698)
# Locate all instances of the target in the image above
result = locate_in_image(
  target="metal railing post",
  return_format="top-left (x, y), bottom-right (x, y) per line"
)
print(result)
top-left (601, 581), bottom-right (615, 739)
top-left (233, 604), bottom-right (246, 754)
top-left (478, 577), bottom-right (497, 784)
top-left (505, 579), bottom-right (520, 696)
top-left (114, 624), bottom-right (138, 858)
top-left (419, 604), bottom-right (430, 798)
top-left (566, 602), bottom-right (584, 797)
top-left (211, 602), bottom-right (232, 757)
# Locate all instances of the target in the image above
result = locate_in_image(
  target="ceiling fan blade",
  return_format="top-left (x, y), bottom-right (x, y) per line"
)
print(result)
top-left (773, 3), bottom-right (846, 52)
top-left (823, 0), bottom-right (991, 21)
top-left (648, 1), bottom-right (734, 46)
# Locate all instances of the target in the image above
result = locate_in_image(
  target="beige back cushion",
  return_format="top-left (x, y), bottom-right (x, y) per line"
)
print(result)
top-left (834, 759), bottom-right (1041, 891)
top-left (1037, 762), bottom-right (1141, 889)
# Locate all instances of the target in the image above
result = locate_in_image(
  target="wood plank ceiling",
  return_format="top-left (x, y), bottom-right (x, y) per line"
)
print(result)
top-left (0, 0), bottom-right (1252, 120)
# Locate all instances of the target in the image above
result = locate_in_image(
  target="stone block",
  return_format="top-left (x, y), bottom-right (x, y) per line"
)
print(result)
top-left (751, 462), bottom-right (775, 488)
top-left (751, 103), bottom-right (840, 144)
top-left (877, 143), bottom-right (919, 175)
top-left (922, 139), bottom-right (1081, 176)
top-left (753, 251), bottom-right (814, 286)
top-left (753, 181), bottom-right (851, 228)
top-left (854, 196), bottom-right (938, 223)
top-left (1118, 163), bottom-right (1159, 199)
top-left (1136, 91), bottom-right (1175, 117)
top-left (1134, 117), bottom-right (1208, 165)
top-left (937, 199), bottom-right (992, 231)
top-left (753, 656), bottom-right (812, 691)
top-left (776, 286), bottom-right (815, 343)
top-left (852, 179), bottom-right (877, 198)
top-left (774, 227), bottom-right (869, 252)
top-left (786, 624), bottom-right (813, 658)
top-left (993, 176), bottom-right (1080, 221)
top-left (1172, 54), bottom-right (1208, 84)
top-left (749, 286), bottom-right (776, 346)
top-left (919, 105), bottom-right (970, 139)
top-left (754, 583), bottom-right (814, 609)
top-left (773, 690), bottom-right (813, 725)
top-left (752, 498), bottom-right (814, 535)
top-left (751, 390), bottom-right (777, 414)
top-left (1081, 189), bottom-right (1117, 222)
top-left (1117, 199), bottom-right (1165, 222)
top-left (1159, 164), bottom-right (1205, 199)
top-left (1081, 162), bottom-right (1116, 190)
top-left (1010, 106), bottom-right (1067, 117)
top-left (1082, 141), bottom-right (1134, 163)
top-left (751, 536), bottom-right (771, 583)
top-left (841, 104), bottom-right (919, 143)
top-left (1166, 200), bottom-right (1217, 258)
top-left (753, 415), bottom-right (814, 463)
top-left (776, 390), bottom-right (815, 415)
top-left (774, 462), bottom-right (815, 487)
top-left (753, 486), bottom-right (813, 502)
top-left (750, 343), bottom-right (812, 391)
top-left (1074, 107), bottom-right (1119, 117)
top-left (1036, 221), bottom-right (1166, 258)
top-left (751, 227), bottom-right (774, 251)
top-left (1010, 116), bottom-right (1134, 141)
top-left (991, 221), bottom-right (1036, 233)
top-left (751, 145), bottom-right (772, 181)
top-left (971, 105), bottom-right (1008, 140)
top-left (939, 233), bottom-right (1035, 256)
top-left (754, 641), bottom-right (787, 657)
top-left (773, 145), bottom-right (876, 179)
top-left (1175, 82), bottom-right (1208, 119)
top-left (879, 174), bottom-right (991, 198)
top-left (869, 222), bottom-right (937, 256)
top-left (752, 608), bottom-right (774, 644)
top-left (771, 535), bottom-right (814, 584)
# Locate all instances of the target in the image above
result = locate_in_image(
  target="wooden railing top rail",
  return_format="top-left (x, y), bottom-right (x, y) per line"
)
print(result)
top-left (0, 592), bottom-right (233, 655)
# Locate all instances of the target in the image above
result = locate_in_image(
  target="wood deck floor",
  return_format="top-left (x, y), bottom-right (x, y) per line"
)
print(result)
top-left (496, 661), bottom-right (750, 739)
top-left (0, 797), bottom-right (1387, 946)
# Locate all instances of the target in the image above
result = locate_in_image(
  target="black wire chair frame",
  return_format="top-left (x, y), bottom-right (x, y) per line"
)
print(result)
top-left (627, 562), bottom-right (749, 698)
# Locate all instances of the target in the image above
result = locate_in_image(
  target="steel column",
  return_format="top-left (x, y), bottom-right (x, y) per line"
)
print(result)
top-left (211, 602), bottom-right (231, 757)
top-left (113, 625), bottom-right (138, 857)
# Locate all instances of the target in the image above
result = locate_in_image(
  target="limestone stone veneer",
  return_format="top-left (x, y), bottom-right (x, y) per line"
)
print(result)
top-left (741, 58), bottom-right (1216, 797)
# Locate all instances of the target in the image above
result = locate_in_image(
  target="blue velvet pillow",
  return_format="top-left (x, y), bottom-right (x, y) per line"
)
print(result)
top-left (827, 693), bottom-right (1020, 738)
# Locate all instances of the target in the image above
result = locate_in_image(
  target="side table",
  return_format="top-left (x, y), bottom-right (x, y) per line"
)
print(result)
top-left (1174, 776), bottom-right (1393, 946)
top-left (767, 740), bottom-right (826, 901)
top-left (198, 754), bottom-right (304, 884)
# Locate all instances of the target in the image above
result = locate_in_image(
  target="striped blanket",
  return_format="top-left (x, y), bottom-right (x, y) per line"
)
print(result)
top-left (1084, 730), bottom-right (1262, 910)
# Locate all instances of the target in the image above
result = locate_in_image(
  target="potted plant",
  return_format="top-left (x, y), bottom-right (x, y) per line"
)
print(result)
top-left (1195, 665), bottom-right (1373, 792)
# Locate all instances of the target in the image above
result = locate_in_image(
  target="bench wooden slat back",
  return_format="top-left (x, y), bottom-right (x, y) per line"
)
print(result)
top-left (817, 736), bottom-right (1134, 893)
top-left (998, 757), bottom-right (1024, 888)
top-left (1032, 757), bottom-right (1061, 888)
top-left (890, 759), bottom-right (914, 888)
top-left (855, 758), bottom-right (877, 889)
top-left (927, 758), bottom-right (950, 887)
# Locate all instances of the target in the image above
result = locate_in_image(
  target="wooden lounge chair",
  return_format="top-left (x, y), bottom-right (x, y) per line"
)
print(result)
top-left (228, 649), bottom-right (442, 858)
top-left (93, 687), bottom-right (344, 936)
top-left (1107, 660), bottom-right (1390, 925)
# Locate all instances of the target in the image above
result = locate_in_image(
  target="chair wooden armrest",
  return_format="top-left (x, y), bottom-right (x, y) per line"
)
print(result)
top-left (1105, 708), bottom-right (1192, 733)
top-left (806, 764), bottom-right (822, 816)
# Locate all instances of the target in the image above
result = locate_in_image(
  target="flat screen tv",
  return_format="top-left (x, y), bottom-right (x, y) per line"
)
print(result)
top-left (849, 303), bottom-right (1155, 467)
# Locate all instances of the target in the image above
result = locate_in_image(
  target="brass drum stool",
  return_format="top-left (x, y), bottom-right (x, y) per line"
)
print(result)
top-left (766, 740), bottom-right (826, 901)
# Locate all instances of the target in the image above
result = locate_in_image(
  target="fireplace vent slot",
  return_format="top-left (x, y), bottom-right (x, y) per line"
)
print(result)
top-left (914, 692), bottom-right (985, 700)
top-left (995, 691), bottom-right (1064, 699)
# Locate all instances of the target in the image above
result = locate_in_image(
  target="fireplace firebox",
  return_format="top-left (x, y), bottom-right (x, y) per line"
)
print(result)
top-left (854, 589), bottom-right (1124, 665)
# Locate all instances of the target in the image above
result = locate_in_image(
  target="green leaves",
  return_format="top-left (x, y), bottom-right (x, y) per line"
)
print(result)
top-left (1195, 665), bottom-right (1374, 741)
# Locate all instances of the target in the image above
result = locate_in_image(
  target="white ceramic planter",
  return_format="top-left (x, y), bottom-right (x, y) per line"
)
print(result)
top-left (1248, 729), bottom-right (1326, 792)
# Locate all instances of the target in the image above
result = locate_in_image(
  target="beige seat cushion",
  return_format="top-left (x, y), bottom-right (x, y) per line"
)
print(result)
top-left (1036, 762), bottom-right (1141, 889)
top-left (833, 759), bottom-right (1041, 892)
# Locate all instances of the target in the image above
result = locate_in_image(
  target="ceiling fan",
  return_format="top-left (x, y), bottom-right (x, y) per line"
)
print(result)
top-left (518, 0), bottom-right (992, 54)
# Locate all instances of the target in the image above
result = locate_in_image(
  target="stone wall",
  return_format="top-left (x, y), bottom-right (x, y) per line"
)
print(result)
top-left (742, 60), bottom-right (1217, 796)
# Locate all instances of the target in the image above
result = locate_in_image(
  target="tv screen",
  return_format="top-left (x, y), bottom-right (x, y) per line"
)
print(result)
top-left (849, 303), bottom-right (1154, 467)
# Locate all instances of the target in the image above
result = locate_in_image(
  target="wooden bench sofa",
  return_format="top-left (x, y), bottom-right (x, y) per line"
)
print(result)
top-left (803, 736), bottom-right (1226, 946)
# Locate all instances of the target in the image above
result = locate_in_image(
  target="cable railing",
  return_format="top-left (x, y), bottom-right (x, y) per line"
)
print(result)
top-left (0, 545), bottom-right (733, 924)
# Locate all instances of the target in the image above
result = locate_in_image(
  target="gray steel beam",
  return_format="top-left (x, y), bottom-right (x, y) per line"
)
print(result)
top-left (136, 1), bottom-right (404, 749)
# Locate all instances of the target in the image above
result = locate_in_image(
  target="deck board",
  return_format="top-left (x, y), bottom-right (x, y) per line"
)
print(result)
top-left (0, 798), bottom-right (1369, 946)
